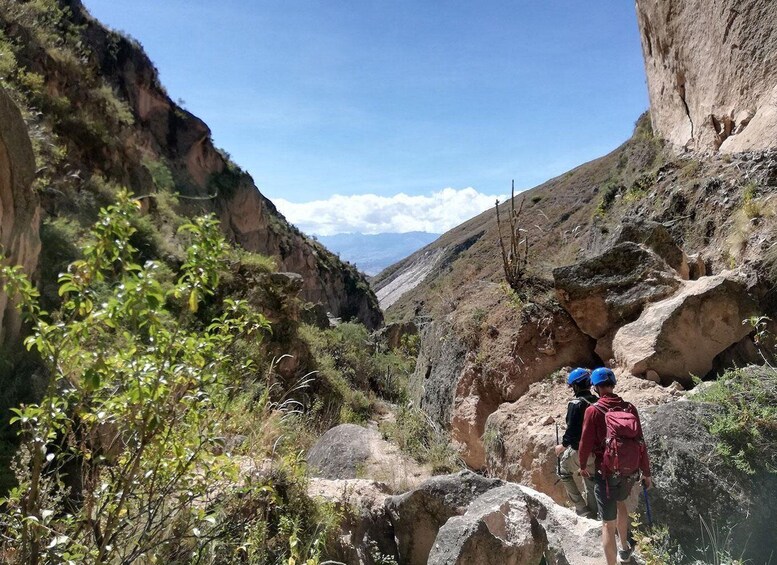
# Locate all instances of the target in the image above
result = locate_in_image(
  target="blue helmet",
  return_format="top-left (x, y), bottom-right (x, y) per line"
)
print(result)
top-left (591, 367), bottom-right (617, 386)
top-left (567, 368), bottom-right (591, 386)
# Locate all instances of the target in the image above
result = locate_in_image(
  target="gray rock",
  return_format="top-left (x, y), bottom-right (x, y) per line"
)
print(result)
top-left (308, 478), bottom-right (397, 565)
top-left (385, 470), bottom-right (503, 565)
top-left (411, 319), bottom-right (468, 429)
top-left (307, 424), bottom-right (374, 480)
top-left (641, 394), bottom-right (777, 564)
top-left (427, 483), bottom-right (603, 565)
top-left (553, 242), bottom-right (682, 339)
top-left (614, 219), bottom-right (689, 279)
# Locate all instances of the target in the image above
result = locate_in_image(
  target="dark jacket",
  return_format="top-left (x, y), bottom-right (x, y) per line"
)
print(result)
top-left (562, 389), bottom-right (598, 450)
top-left (578, 392), bottom-right (652, 477)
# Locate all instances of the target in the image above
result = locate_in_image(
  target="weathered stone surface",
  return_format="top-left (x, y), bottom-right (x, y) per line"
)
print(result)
top-left (308, 479), bottom-right (397, 565)
top-left (612, 273), bottom-right (758, 385)
top-left (385, 471), bottom-right (503, 565)
top-left (450, 308), bottom-right (595, 470)
top-left (641, 393), bottom-right (777, 565)
top-left (0, 87), bottom-right (40, 348)
top-left (306, 424), bottom-right (428, 491)
top-left (614, 219), bottom-right (689, 279)
top-left (67, 2), bottom-right (383, 329)
top-left (637, 0), bottom-right (777, 153)
top-left (427, 483), bottom-right (603, 565)
top-left (375, 320), bottom-right (418, 350)
top-left (411, 319), bottom-right (468, 430)
top-left (553, 242), bottom-right (682, 340)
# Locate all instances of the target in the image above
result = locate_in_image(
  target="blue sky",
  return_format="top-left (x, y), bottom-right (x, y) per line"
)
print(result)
top-left (82, 1), bottom-right (649, 235)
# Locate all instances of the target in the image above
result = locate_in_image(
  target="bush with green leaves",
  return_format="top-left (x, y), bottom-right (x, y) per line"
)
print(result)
top-left (0, 191), bottom-right (336, 564)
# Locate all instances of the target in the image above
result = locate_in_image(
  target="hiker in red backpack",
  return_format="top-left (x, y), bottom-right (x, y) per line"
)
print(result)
top-left (578, 367), bottom-right (652, 565)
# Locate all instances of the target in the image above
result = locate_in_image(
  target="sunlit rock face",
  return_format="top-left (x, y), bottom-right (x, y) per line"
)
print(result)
top-left (637, 0), bottom-right (777, 153)
top-left (0, 87), bottom-right (40, 348)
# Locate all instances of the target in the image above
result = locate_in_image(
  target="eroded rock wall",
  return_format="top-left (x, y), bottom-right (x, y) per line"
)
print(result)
top-left (0, 87), bottom-right (40, 347)
top-left (63, 0), bottom-right (382, 328)
top-left (637, 0), bottom-right (777, 153)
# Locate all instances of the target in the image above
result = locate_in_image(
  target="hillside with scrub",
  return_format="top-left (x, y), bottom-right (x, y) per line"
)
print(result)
top-left (0, 0), bottom-right (776, 564)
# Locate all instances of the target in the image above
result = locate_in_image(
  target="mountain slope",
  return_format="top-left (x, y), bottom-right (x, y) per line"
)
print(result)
top-left (374, 115), bottom-right (777, 322)
top-left (318, 232), bottom-right (440, 276)
top-left (0, 0), bottom-right (381, 329)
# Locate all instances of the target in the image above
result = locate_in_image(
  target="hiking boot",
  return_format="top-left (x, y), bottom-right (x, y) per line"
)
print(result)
top-left (575, 507), bottom-right (596, 519)
top-left (617, 544), bottom-right (633, 563)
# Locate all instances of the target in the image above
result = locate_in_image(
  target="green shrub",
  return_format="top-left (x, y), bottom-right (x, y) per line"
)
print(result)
top-left (381, 407), bottom-right (458, 474)
top-left (696, 366), bottom-right (777, 475)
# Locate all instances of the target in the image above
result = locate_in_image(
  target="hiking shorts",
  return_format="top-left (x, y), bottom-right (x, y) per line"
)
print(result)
top-left (594, 474), bottom-right (636, 521)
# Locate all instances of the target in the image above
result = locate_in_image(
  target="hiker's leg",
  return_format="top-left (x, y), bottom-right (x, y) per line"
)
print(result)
top-left (616, 499), bottom-right (630, 550)
top-left (583, 459), bottom-right (597, 514)
top-left (602, 519), bottom-right (618, 565)
top-left (595, 476), bottom-right (618, 564)
top-left (559, 448), bottom-right (585, 511)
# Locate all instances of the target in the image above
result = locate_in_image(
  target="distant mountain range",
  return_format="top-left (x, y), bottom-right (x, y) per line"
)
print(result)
top-left (318, 232), bottom-right (441, 276)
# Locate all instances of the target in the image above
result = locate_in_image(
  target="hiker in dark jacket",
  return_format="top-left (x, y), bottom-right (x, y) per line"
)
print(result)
top-left (579, 367), bottom-right (652, 565)
top-left (554, 367), bottom-right (598, 517)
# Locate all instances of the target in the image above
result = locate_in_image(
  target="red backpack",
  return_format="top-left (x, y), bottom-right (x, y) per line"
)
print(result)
top-left (594, 401), bottom-right (645, 477)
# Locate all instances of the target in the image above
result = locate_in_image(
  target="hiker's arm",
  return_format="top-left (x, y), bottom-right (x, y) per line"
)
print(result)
top-left (577, 406), bottom-right (595, 471)
top-left (561, 401), bottom-right (580, 447)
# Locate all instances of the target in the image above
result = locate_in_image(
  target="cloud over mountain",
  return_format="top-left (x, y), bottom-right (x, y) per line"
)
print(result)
top-left (274, 187), bottom-right (507, 236)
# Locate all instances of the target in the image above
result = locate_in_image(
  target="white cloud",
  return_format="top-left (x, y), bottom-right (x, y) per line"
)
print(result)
top-left (274, 187), bottom-right (508, 236)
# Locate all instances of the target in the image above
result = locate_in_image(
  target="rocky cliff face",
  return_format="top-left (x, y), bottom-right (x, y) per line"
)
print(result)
top-left (637, 0), bottom-right (777, 153)
top-left (0, 87), bottom-right (40, 348)
top-left (35, 0), bottom-right (383, 329)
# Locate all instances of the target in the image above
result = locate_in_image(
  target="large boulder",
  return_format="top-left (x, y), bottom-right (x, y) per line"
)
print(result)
top-left (427, 483), bottom-right (603, 565)
top-left (612, 273), bottom-right (758, 386)
top-left (641, 392), bottom-right (777, 564)
top-left (385, 470), bottom-right (503, 565)
top-left (306, 424), bottom-right (429, 491)
top-left (308, 478), bottom-right (397, 565)
top-left (636, 0), bottom-right (777, 153)
top-left (0, 87), bottom-right (40, 348)
top-left (613, 219), bottom-right (690, 279)
top-left (553, 242), bottom-right (682, 340)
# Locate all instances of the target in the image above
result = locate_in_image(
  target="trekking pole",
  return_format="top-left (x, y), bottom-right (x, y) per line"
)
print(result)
top-left (642, 479), bottom-right (653, 526)
top-left (555, 422), bottom-right (562, 476)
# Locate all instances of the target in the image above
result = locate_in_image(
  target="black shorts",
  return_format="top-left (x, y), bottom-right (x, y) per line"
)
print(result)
top-left (594, 474), bottom-right (636, 521)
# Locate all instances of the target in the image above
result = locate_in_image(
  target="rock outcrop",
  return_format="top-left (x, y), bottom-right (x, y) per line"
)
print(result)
top-left (641, 394), bottom-right (777, 565)
top-left (308, 479), bottom-right (398, 565)
top-left (0, 87), bottom-right (40, 348)
top-left (386, 471), bottom-right (604, 565)
top-left (613, 272), bottom-right (758, 385)
top-left (553, 242), bottom-right (682, 340)
top-left (60, 0), bottom-right (382, 329)
top-left (613, 219), bottom-right (690, 279)
top-left (428, 485), bottom-right (603, 565)
top-left (306, 424), bottom-right (429, 491)
top-left (637, 0), bottom-right (777, 152)
top-left (385, 471), bottom-right (502, 565)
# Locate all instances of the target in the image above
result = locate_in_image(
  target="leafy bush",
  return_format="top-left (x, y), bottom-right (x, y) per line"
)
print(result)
top-left (0, 192), bottom-right (339, 564)
top-left (696, 366), bottom-right (777, 475)
top-left (380, 407), bottom-right (459, 474)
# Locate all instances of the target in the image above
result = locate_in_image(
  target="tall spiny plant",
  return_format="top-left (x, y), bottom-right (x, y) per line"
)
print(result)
top-left (495, 180), bottom-right (529, 293)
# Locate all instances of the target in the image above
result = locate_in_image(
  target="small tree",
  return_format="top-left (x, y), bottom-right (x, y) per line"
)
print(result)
top-left (0, 191), bottom-right (275, 563)
top-left (495, 180), bottom-right (529, 293)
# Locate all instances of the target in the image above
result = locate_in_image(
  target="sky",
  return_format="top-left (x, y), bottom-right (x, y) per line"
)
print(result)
top-left (82, 1), bottom-right (649, 235)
